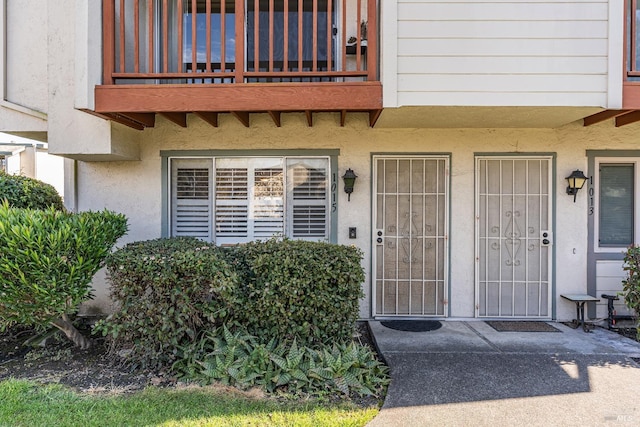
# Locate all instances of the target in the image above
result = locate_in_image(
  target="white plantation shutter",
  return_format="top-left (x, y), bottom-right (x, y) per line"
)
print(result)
top-left (215, 165), bottom-right (249, 240)
top-left (171, 156), bottom-right (329, 244)
top-left (253, 166), bottom-right (285, 238)
top-left (215, 158), bottom-right (285, 244)
top-left (287, 158), bottom-right (330, 241)
top-left (171, 159), bottom-right (213, 240)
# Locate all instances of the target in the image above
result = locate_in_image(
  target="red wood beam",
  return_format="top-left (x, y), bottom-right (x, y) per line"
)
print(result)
top-left (160, 112), bottom-right (187, 127)
top-left (232, 111), bottom-right (250, 127)
top-left (177, 0), bottom-right (183, 73)
top-left (112, 70), bottom-right (369, 79)
top-left (95, 82), bottom-right (382, 113)
top-left (119, 0), bottom-right (125, 73)
top-left (194, 112), bottom-right (219, 127)
top-left (623, 83), bottom-right (640, 109)
top-left (102, 0), bottom-right (115, 85)
top-left (80, 110), bottom-right (145, 131)
top-left (148, 0), bottom-right (154, 72)
top-left (268, 111), bottom-right (281, 127)
top-left (134, 0), bottom-right (139, 73)
top-left (305, 111), bottom-right (313, 127)
top-left (340, 110), bottom-right (347, 127)
top-left (235, 0), bottom-right (245, 83)
top-left (220, 0), bottom-right (226, 72)
top-left (583, 110), bottom-right (630, 126)
top-left (615, 110), bottom-right (640, 127)
top-left (369, 109), bottom-right (383, 127)
top-left (367, 0), bottom-right (377, 81)
top-left (120, 112), bottom-right (156, 127)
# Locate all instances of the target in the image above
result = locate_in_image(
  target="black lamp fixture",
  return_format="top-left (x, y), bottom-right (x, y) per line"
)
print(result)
top-left (342, 168), bottom-right (358, 201)
top-left (565, 169), bottom-right (587, 203)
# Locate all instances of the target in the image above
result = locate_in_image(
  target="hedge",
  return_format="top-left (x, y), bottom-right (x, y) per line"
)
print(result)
top-left (0, 171), bottom-right (64, 210)
top-left (98, 238), bottom-right (240, 369)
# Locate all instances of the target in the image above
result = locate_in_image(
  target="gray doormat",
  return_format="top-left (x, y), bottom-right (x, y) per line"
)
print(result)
top-left (380, 320), bottom-right (442, 332)
top-left (486, 321), bottom-right (560, 332)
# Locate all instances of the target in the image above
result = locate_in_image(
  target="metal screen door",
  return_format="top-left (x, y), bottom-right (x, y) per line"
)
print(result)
top-left (373, 156), bottom-right (449, 316)
top-left (476, 157), bottom-right (553, 318)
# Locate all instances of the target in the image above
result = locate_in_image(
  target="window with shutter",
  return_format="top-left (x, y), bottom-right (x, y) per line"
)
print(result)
top-left (171, 159), bottom-right (212, 240)
top-left (170, 156), bottom-right (330, 244)
top-left (287, 158), bottom-right (329, 240)
top-left (215, 162), bottom-right (249, 239)
top-left (254, 166), bottom-right (285, 238)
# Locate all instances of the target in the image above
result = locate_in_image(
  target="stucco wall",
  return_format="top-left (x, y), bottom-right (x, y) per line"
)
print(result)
top-left (4, 0), bottom-right (48, 113)
top-left (73, 112), bottom-right (640, 321)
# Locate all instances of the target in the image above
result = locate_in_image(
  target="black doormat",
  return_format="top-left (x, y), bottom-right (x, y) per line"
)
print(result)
top-left (380, 320), bottom-right (442, 332)
top-left (486, 321), bottom-right (560, 332)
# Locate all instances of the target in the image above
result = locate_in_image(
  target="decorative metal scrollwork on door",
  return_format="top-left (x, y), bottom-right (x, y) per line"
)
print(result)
top-left (490, 210), bottom-right (526, 266)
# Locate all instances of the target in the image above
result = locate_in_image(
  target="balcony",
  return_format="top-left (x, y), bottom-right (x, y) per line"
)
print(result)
top-left (583, 0), bottom-right (640, 127)
top-left (94, 0), bottom-right (381, 129)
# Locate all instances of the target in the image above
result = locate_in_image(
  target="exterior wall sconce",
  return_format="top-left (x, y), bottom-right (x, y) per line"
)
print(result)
top-left (566, 169), bottom-right (587, 203)
top-left (342, 169), bottom-right (358, 201)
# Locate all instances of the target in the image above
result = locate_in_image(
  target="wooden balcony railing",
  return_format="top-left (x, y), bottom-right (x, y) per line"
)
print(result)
top-left (96, 0), bottom-right (381, 128)
top-left (102, 0), bottom-right (377, 85)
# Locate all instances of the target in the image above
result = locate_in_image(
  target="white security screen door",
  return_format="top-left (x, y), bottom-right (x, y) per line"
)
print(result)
top-left (476, 157), bottom-right (553, 318)
top-left (373, 156), bottom-right (449, 317)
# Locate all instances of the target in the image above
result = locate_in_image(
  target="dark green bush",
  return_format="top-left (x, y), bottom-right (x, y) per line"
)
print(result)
top-left (225, 239), bottom-right (365, 345)
top-left (0, 205), bottom-right (127, 348)
top-left (97, 238), bottom-right (240, 369)
top-left (0, 171), bottom-right (64, 210)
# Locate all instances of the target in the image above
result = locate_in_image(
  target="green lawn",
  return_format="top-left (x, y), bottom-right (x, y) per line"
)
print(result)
top-left (0, 379), bottom-right (379, 427)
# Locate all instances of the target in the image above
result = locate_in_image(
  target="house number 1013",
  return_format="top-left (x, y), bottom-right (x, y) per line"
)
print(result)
top-left (588, 175), bottom-right (594, 215)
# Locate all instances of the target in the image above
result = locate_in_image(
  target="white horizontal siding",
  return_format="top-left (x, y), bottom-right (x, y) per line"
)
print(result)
top-left (398, 39), bottom-right (608, 57)
top-left (398, 20), bottom-right (608, 40)
top-left (595, 261), bottom-right (633, 319)
top-left (398, 2), bottom-right (608, 21)
top-left (394, 1), bottom-right (609, 108)
top-left (397, 92), bottom-right (607, 108)
top-left (398, 74), bottom-right (607, 93)
top-left (398, 57), bottom-right (607, 75)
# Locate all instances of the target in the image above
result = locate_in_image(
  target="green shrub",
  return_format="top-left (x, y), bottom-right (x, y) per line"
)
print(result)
top-left (0, 171), bottom-right (64, 210)
top-left (97, 238), bottom-right (240, 369)
top-left (622, 245), bottom-right (640, 340)
top-left (0, 205), bottom-right (127, 348)
top-left (225, 239), bottom-right (365, 346)
top-left (174, 325), bottom-right (390, 398)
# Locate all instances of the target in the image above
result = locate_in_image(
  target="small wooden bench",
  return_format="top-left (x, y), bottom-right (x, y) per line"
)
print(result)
top-left (561, 294), bottom-right (600, 332)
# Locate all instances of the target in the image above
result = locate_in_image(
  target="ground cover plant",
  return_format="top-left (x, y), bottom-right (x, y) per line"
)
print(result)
top-left (174, 325), bottom-right (389, 397)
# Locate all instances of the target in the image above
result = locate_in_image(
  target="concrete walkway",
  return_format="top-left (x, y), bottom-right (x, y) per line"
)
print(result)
top-left (367, 321), bottom-right (640, 427)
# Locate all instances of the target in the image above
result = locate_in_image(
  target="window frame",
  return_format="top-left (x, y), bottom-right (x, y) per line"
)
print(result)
top-left (162, 150), bottom-right (339, 244)
top-left (593, 157), bottom-right (640, 252)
